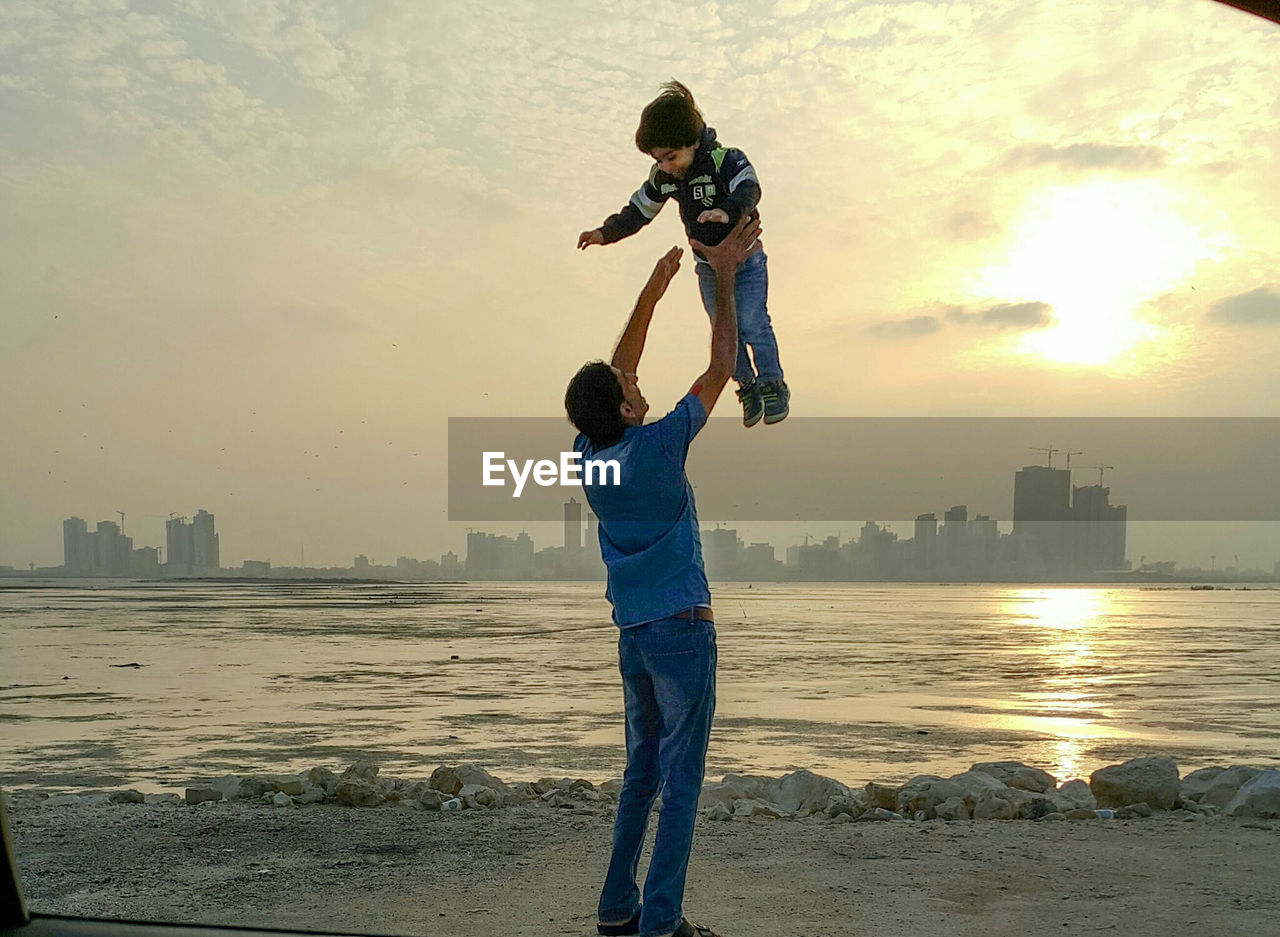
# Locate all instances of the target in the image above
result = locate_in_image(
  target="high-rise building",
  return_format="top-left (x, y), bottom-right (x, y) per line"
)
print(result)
top-left (192, 509), bottom-right (219, 569)
top-left (913, 513), bottom-right (938, 571)
top-left (166, 516), bottom-right (195, 570)
top-left (90, 521), bottom-right (132, 576)
top-left (564, 498), bottom-right (583, 554)
top-left (941, 505), bottom-right (968, 571)
top-left (63, 517), bottom-right (90, 575)
top-left (1071, 484), bottom-right (1127, 571)
top-left (1013, 465), bottom-right (1072, 572)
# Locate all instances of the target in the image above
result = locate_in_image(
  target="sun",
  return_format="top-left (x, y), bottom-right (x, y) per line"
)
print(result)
top-left (976, 179), bottom-right (1208, 366)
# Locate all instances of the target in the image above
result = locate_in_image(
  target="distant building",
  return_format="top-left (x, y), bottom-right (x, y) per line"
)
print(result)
top-left (1013, 466), bottom-right (1072, 573)
top-left (165, 509), bottom-right (220, 575)
top-left (192, 510), bottom-right (219, 569)
top-left (440, 551), bottom-right (462, 577)
top-left (242, 560), bottom-right (271, 576)
top-left (941, 505), bottom-right (968, 572)
top-left (564, 498), bottom-right (583, 554)
top-left (1071, 484), bottom-right (1127, 571)
top-left (63, 517), bottom-right (91, 575)
top-left (913, 513), bottom-right (938, 572)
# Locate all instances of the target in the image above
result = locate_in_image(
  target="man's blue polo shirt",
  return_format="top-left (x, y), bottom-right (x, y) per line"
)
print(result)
top-left (573, 393), bottom-right (710, 628)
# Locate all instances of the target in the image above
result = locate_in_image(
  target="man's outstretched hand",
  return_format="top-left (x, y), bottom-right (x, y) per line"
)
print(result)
top-left (640, 246), bottom-right (683, 304)
top-left (577, 228), bottom-right (605, 250)
top-left (689, 213), bottom-right (761, 274)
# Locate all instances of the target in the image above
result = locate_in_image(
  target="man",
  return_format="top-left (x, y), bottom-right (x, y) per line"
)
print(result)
top-left (564, 212), bottom-right (761, 937)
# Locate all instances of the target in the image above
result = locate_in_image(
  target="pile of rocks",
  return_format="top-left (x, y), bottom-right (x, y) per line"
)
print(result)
top-left (697, 758), bottom-right (1280, 823)
top-left (18, 757), bottom-right (1280, 822)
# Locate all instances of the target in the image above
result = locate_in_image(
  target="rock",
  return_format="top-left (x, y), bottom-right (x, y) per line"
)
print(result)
top-left (824, 793), bottom-right (868, 819)
top-left (1064, 807), bottom-right (1099, 820)
top-left (599, 778), bottom-right (624, 797)
top-left (719, 773), bottom-right (772, 801)
top-left (568, 778), bottom-right (595, 792)
top-left (333, 778), bottom-right (388, 807)
top-left (972, 791), bottom-right (1019, 820)
top-left (430, 763), bottom-right (505, 795)
top-left (766, 769), bottom-right (852, 816)
top-left (733, 798), bottom-right (786, 819)
top-left (1179, 766), bottom-right (1226, 803)
top-left (970, 761), bottom-right (1058, 793)
top-left (185, 788), bottom-right (223, 805)
top-left (268, 775), bottom-right (304, 796)
top-left (459, 783), bottom-right (502, 808)
top-left (896, 775), bottom-right (964, 819)
top-left (934, 796), bottom-right (971, 821)
top-left (1203, 765), bottom-right (1263, 808)
top-left (417, 789), bottom-right (449, 810)
top-left (271, 792), bottom-right (294, 808)
top-left (43, 794), bottom-right (82, 807)
top-left (1118, 802), bottom-right (1153, 819)
top-left (532, 777), bottom-right (559, 795)
top-left (298, 766), bottom-right (339, 793)
top-left (1018, 796), bottom-right (1057, 820)
top-left (856, 807), bottom-right (902, 822)
top-left (1224, 768), bottom-right (1280, 818)
top-left (698, 782), bottom-right (742, 813)
top-left (342, 761), bottom-right (381, 782)
top-left (1036, 812), bottom-right (1065, 822)
top-left (501, 783), bottom-right (536, 806)
top-left (144, 793), bottom-right (182, 805)
top-left (947, 770), bottom-right (1013, 805)
top-left (1090, 757), bottom-right (1180, 811)
top-left (237, 776), bottom-right (278, 799)
top-left (702, 803), bottom-right (732, 822)
top-left (864, 782), bottom-right (900, 812)
top-left (1052, 780), bottom-right (1097, 812)
top-left (210, 776), bottom-right (245, 801)
top-left (109, 790), bottom-right (145, 804)
top-left (295, 789), bottom-right (326, 805)
top-left (833, 812), bottom-right (854, 824)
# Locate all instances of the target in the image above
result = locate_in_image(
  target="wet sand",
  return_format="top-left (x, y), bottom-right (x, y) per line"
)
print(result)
top-left (8, 797), bottom-right (1279, 937)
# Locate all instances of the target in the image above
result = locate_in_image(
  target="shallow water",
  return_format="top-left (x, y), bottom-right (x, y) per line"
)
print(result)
top-left (1, 579), bottom-right (1277, 792)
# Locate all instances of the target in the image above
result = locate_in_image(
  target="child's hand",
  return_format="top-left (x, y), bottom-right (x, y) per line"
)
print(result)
top-left (696, 209), bottom-right (729, 224)
top-left (577, 229), bottom-right (605, 250)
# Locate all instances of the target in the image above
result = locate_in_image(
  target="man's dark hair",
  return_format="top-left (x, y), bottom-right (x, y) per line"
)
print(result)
top-left (635, 80), bottom-right (704, 154)
top-left (565, 361), bottom-right (626, 448)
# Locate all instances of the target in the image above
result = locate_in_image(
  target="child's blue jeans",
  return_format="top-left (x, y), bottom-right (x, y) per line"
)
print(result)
top-left (597, 615), bottom-right (717, 937)
top-left (695, 249), bottom-right (784, 387)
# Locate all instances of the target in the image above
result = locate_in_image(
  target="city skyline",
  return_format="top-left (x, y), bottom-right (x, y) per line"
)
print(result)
top-left (21, 464), bottom-right (1280, 580)
top-left (3, 1), bottom-right (1278, 572)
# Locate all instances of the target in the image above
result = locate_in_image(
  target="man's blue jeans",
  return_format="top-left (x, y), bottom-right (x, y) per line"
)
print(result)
top-left (694, 250), bottom-right (784, 387)
top-left (598, 616), bottom-right (717, 937)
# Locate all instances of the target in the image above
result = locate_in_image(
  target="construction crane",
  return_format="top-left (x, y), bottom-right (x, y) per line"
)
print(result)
top-left (1028, 446), bottom-right (1059, 467)
top-left (1063, 450), bottom-right (1084, 470)
top-left (1089, 464), bottom-right (1116, 486)
top-left (116, 510), bottom-right (125, 533)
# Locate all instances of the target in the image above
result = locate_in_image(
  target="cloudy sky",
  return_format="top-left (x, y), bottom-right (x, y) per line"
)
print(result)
top-left (2, 0), bottom-right (1278, 569)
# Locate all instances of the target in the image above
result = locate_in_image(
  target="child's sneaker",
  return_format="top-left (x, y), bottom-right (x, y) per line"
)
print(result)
top-left (759, 379), bottom-right (790, 424)
top-left (737, 382), bottom-right (763, 427)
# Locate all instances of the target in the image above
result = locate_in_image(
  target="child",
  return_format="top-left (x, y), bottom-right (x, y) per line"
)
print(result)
top-left (578, 80), bottom-right (789, 426)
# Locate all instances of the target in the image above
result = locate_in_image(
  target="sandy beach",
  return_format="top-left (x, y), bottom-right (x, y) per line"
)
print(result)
top-left (8, 793), bottom-right (1279, 937)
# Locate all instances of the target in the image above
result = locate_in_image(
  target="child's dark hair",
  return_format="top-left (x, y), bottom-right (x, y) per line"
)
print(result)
top-left (565, 361), bottom-right (626, 448)
top-left (635, 80), bottom-right (705, 154)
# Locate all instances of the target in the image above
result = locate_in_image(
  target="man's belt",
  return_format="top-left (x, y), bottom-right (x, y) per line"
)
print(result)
top-left (674, 606), bottom-right (715, 623)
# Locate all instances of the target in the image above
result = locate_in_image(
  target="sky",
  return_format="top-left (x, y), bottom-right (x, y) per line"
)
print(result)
top-left (2, 0), bottom-right (1279, 570)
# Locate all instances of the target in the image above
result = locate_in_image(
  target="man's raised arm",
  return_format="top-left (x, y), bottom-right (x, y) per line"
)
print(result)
top-left (610, 246), bottom-right (683, 375)
top-left (687, 214), bottom-right (762, 417)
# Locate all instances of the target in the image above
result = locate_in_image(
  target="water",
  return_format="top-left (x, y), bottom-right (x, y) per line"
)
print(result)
top-left (2, 580), bottom-right (1278, 793)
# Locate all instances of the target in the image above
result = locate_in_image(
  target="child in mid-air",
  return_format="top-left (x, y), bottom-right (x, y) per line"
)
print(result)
top-left (578, 80), bottom-right (789, 426)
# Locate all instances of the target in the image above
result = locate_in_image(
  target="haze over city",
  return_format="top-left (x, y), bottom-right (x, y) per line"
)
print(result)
top-left (3, 0), bottom-right (1278, 570)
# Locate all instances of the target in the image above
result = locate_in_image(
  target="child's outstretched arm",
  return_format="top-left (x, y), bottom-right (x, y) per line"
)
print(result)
top-left (576, 166), bottom-right (669, 249)
top-left (716, 148), bottom-right (761, 226)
